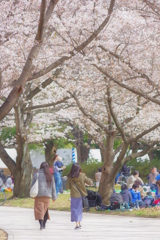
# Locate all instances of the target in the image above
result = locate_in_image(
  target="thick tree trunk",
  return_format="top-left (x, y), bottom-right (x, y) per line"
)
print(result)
top-left (45, 141), bottom-right (57, 167)
top-left (71, 126), bottom-right (90, 163)
top-left (99, 172), bottom-right (115, 205)
top-left (98, 133), bottom-right (116, 205)
top-left (13, 143), bottom-right (32, 198)
top-left (77, 144), bottom-right (90, 163)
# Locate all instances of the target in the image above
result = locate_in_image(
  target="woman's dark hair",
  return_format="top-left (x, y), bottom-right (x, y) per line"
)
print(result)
top-left (68, 163), bottom-right (81, 178)
top-left (121, 184), bottom-right (128, 191)
top-left (132, 183), bottom-right (139, 189)
top-left (133, 170), bottom-right (139, 176)
top-left (156, 180), bottom-right (160, 186)
top-left (98, 168), bottom-right (101, 172)
top-left (40, 162), bottom-right (52, 187)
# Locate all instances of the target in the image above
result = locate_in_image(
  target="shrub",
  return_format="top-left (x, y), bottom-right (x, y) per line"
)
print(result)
top-left (63, 161), bottom-right (103, 180)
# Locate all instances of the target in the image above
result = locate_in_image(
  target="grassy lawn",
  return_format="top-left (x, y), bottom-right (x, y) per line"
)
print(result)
top-left (3, 190), bottom-right (160, 218)
top-left (4, 192), bottom-right (71, 211)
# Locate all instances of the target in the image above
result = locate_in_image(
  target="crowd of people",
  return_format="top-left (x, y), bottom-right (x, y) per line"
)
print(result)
top-left (109, 166), bottom-right (160, 210)
top-left (2, 156), bottom-right (160, 230)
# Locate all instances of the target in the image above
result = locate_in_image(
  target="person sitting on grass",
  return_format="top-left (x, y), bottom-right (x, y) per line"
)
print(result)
top-left (5, 174), bottom-right (14, 190)
top-left (155, 180), bottom-right (160, 198)
top-left (155, 170), bottom-right (160, 181)
top-left (127, 170), bottom-right (143, 189)
top-left (130, 183), bottom-right (146, 208)
top-left (134, 180), bottom-right (146, 200)
top-left (120, 184), bottom-right (132, 207)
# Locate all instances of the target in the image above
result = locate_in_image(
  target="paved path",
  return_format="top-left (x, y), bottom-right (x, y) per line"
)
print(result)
top-left (0, 207), bottom-right (160, 240)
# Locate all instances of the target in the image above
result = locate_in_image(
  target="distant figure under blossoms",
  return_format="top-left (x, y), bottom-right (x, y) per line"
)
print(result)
top-left (5, 174), bottom-right (14, 190)
top-left (53, 154), bottom-right (65, 196)
top-left (148, 167), bottom-right (158, 185)
top-left (95, 168), bottom-right (101, 190)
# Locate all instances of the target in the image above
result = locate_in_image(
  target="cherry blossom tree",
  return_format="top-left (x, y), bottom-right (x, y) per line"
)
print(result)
top-left (1, 0), bottom-right (160, 204)
top-left (0, 0), bottom-right (116, 120)
top-left (0, 0), bottom-right (116, 197)
top-left (50, 0), bottom-right (160, 204)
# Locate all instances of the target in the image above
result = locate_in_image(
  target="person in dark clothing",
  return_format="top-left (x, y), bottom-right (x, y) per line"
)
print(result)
top-left (120, 184), bottom-right (132, 206)
top-left (121, 164), bottom-right (130, 176)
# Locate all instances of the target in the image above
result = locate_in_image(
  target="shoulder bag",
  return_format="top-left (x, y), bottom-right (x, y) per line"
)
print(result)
top-left (73, 180), bottom-right (90, 212)
top-left (30, 173), bottom-right (39, 198)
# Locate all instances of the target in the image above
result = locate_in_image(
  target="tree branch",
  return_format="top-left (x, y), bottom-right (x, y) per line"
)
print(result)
top-left (111, 143), bottom-right (129, 179)
top-left (35, 0), bottom-right (46, 42)
top-left (0, 0), bottom-right (59, 121)
top-left (26, 69), bottom-right (62, 101)
top-left (0, 141), bottom-right (16, 174)
top-left (143, 0), bottom-right (160, 17)
top-left (32, 103), bottom-right (76, 115)
top-left (124, 141), bottom-right (158, 162)
top-left (129, 122), bottom-right (160, 143)
top-left (99, 45), bottom-right (156, 87)
top-left (107, 84), bottom-right (127, 143)
top-left (27, 0), bottom-right (116, 81)
top-left (114, 143), bottom-right (124, 155)
top-left (93, 64), bottom-right (160, 106)
top-left (25, 96), bottom-right (70, 111)
top-left (70, 92), bottom-right (109, 134)
top-left (53, 78), bottom-right (111, 133)
top-left (0, 0), bottom-right (59, 120)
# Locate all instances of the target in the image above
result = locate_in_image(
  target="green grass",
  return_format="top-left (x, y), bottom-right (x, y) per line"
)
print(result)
top-left (4, 192), bottom-right (70, 211)
top-left (3, 191), bottom-right (160, 218)
top-left (89, 207), bottom-right (160, 218)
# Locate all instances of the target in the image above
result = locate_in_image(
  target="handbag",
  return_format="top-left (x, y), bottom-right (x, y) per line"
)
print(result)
top-left (30, 173), bottom-right (39, 198)
top-left (73, 180), bottom-right (90, 212)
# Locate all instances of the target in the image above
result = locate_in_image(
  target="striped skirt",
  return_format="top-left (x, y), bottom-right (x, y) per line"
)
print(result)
top-left (71, 197), bottom-right (83, 222)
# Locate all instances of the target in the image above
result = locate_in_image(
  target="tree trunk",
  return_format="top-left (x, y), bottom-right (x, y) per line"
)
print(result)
top-left (130, 142), bottom-right (138, 153)
top-left (98, 132), bottom-right (116, 205)
top-left (99, 172), bottom-right (115, 205)
top-left (45, 141), bottom-right (57, 167)
top-left (77, 143), bottom-right (90, 163)
top-left (13, 143), bottom-right (32, 198)
top-left (71, 126), bottom-right (90, 163)
top-left (148, 150), bottom-right (155, 161)
top-left (100, 148), bottom-right (105, 162)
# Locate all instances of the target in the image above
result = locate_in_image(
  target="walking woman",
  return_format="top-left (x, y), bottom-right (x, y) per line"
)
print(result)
top-left (66, 163), bottom-right (93, 230)
top-left (53, 154), bottom-right (65, 196)
top-left (31, 162), bottom-right (56, 230)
